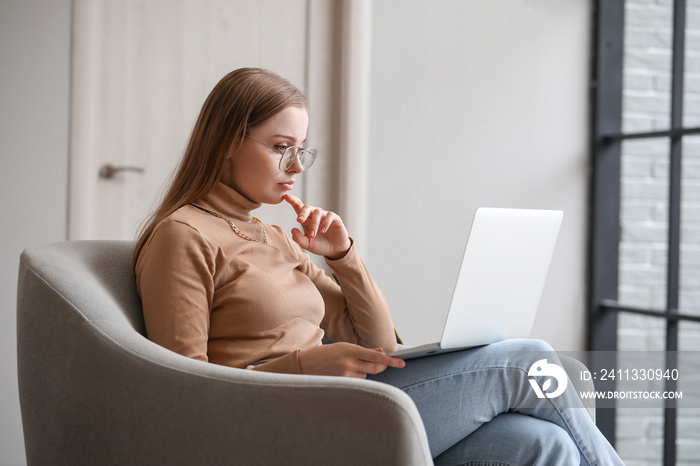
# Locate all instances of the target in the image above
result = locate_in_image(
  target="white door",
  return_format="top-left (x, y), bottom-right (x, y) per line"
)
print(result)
top-left (69, 0), bottom-right (345, 242)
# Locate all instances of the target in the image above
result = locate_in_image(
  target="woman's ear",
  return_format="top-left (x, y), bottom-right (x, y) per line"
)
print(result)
top-left (225, 138), bottom-right (242, 162)
top-left (222, 144), bottom-right (236, 167)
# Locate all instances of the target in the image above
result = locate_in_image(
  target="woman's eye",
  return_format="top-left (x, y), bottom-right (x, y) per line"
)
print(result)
top-left (274, 145), bottom-right (289, 152)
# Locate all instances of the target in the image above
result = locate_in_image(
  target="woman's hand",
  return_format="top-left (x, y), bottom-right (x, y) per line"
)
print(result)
top-left (283, 194), bottom-right (352, 260)
top-left (298, 342), bottom-right (405, 378)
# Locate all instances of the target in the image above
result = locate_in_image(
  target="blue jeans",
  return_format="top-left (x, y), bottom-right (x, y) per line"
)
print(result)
top-left (368, 339), bottom-right (623, 466)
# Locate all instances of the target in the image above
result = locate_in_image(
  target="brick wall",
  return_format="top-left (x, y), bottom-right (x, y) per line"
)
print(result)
top-left (617, 0), bottom-right (700, 465)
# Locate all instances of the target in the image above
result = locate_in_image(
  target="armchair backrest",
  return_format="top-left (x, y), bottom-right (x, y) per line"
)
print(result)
top-left (21, 240), bottom-right (146, 333)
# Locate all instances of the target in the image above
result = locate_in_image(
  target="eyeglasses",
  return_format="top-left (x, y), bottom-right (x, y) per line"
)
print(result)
top-left (246, 136), bottom-right (318, 171)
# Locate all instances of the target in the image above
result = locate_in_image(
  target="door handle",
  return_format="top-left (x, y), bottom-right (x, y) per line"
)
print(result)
top-left (99, 164), bottom-right (145, 179)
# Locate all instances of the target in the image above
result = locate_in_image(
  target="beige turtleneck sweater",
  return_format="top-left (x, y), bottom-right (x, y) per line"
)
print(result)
top-left (135, 182), bottom-right (397, 374)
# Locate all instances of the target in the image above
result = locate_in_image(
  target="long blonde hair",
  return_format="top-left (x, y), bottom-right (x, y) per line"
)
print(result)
top-left (134, 68), bottom-right (308, 263)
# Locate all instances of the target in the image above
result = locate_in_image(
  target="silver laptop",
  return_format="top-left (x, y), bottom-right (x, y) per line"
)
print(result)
top-left (390, 207), bottom-right (563, 360)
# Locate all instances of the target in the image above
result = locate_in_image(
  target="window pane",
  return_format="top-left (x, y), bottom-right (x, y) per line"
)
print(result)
top-left (619, 138), bottom-right (670, 313)
top-left (623, 0), bottom-right (674, 132)
top-left (684, 1), bottom-right (700, 126)
top-left (616, 315), bottom-right (667, 465)
top-left (681, 137), bottom-right (700, 317)
top-left (616, 406), bottom-right (665, 465)
top-left (617, 313), bottom-right (668, 351)
top-left (616, 341), bottom-right (666, 465)
top-left (678, 321), bottom-right (700, 463)
top-left (677, 407), bottom-right (700, 463)
top-left (679, 318), bottom-right (700, 353)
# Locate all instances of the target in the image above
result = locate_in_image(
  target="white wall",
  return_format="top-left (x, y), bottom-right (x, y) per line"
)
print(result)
top-left (366, 0), bottom-right (592, 351)
top-left (0, 0), bottom-right (72, 463)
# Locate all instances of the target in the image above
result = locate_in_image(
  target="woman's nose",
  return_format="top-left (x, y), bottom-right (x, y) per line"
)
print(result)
top-left (287, 153), bottom-right (304, 174)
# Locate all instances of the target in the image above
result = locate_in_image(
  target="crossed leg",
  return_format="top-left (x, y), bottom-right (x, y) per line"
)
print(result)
top-left (369, 339), bottom-right (623, 465)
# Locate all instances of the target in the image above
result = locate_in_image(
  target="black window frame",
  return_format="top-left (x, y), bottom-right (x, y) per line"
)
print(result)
top-left (590, 1), bottom-right (700, 465)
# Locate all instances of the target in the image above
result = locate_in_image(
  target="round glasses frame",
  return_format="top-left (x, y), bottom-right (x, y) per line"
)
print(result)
top-left (246, 136), bottom-right (318, 171)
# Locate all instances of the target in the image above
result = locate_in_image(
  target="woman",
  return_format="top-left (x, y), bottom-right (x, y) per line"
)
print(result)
top-left (135, 67), bottom-right (623, 465)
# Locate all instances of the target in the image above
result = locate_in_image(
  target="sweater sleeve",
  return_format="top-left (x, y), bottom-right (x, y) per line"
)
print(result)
top-left (294, 239), bottom-right (397, 352)
top-left (135, 219), bottom-right (215, 362)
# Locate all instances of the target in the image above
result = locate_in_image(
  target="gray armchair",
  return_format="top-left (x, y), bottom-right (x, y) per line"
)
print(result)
top-left (17, 240), bottom-right (594, 465)
top-left (17, 240), bottom-right (432, 465)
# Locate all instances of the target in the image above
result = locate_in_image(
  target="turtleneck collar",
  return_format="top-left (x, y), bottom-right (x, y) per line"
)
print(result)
top-left (196, 182), bottom-right (262, 222)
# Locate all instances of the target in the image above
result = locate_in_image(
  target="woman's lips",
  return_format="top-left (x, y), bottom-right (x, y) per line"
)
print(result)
top-left (279, 181), bottom-right (294, 191)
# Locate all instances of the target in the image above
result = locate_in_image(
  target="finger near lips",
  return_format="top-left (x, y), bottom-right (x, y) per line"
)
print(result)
top-left (283, 193), bottom-right (303, 209)
top-left (283, 194), bottom-right (307, 218)
top-left (284, 195), bottom-right (313, 224)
